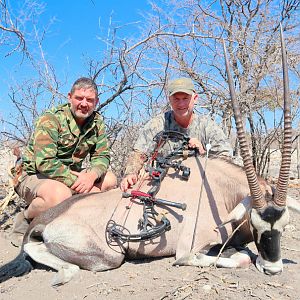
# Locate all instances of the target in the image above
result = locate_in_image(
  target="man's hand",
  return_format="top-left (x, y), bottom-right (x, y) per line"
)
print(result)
top-left (120, 173), bottom-right (138, 192)
top-left (70, 170), bottom-right (98, 194)
top-left (188, 138), bottom-right (206, 155)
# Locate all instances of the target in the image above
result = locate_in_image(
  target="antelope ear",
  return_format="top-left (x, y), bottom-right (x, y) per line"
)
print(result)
top-left (287, 195), bottom-right (300, 213)
top-left (218, 196), bottom-right (252, 227)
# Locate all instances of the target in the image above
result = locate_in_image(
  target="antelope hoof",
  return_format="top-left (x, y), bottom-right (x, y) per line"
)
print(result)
top-left (51, 265), bottom-right (80, 286)
top-left (173, 254), bottom-right (192, 266)
top-left (173, 253), bottom-right (210, 267)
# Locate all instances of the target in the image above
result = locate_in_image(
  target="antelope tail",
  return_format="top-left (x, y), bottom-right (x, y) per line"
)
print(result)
top-left (0, 251), bottom-right (33, 283)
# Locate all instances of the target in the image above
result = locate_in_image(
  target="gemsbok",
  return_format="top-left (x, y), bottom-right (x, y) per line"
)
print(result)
top-left (0, 27), bottom-right (299, 286)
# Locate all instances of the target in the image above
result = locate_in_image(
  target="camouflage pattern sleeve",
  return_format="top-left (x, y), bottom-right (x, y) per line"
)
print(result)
top-left (33, 114), bottom-right (78, 186)
top-left (88, 119), bottom-right (110, 179)
top-left (133, 115), bottom-right (165, 155)
top-left (122, 116), bottom-right (165, 176)
top-left (203, 118), bottom-right (233, 157)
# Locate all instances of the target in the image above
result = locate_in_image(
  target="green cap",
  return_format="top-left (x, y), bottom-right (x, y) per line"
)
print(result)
top-left (167, 77), bottom-right (195, 96)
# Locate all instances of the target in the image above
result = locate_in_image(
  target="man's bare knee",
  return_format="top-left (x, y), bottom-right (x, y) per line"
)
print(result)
top-left (48, 188), bottom-right (72, 206)
top-left (38, 181), bottom-right (72, 207)
top-left (94, 171), bottom-right (117, 192)
top-left (105, 171), bottom-right (117, 188)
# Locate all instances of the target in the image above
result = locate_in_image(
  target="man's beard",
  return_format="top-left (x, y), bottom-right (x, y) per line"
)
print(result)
top-left (71, 107), bottom-right (93, 122)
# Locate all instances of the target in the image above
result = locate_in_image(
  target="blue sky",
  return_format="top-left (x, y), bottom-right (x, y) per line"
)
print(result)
top-left (0, 1), bottom-right (298, 130)
top-left (39, 0), bottom-right (150, 80)
top-left (0, 0), bottom-right (151, 114)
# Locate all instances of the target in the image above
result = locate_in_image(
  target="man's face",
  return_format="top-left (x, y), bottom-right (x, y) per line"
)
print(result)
top-left (169, 92), bottom-right (197, 119)
top-left (68, 88), bottom-right (99, 125)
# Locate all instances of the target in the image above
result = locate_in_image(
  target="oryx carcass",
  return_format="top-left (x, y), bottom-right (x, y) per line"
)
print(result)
top-left (0, 28), bottom-right (299, 286)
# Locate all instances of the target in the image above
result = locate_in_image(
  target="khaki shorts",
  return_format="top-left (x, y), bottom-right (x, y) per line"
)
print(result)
top-left (15, 173), bottom-right (63, 204)
top-left (15, 171), bottom-right (105, 204)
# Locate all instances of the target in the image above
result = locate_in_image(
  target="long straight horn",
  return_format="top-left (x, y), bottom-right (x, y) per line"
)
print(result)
top-left (274, 25), bottom-right (292, 207)
top-left (223, 41), bottom-right (266, 209)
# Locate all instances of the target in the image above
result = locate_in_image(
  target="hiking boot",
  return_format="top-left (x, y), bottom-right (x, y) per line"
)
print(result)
top-left (8, 211), bottom-right (30, 247)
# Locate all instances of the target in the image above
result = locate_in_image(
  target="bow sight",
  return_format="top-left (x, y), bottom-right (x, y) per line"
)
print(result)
top-left (150, 130), bottom-right (197, 183)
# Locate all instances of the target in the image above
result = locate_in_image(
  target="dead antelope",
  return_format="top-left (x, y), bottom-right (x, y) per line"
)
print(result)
top-left (0, 28), bottom-right (299, 285)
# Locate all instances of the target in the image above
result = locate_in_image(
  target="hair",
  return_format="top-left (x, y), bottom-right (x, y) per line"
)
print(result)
top-left (70, 77), bottom-right (98, 96)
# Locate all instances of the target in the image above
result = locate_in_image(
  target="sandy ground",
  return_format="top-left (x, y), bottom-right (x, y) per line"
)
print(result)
top-left (0, 187), bottom-right (299, 300)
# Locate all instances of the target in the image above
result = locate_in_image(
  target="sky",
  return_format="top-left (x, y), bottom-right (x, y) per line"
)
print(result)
top-left (0, 0), bottom-right (151, 115)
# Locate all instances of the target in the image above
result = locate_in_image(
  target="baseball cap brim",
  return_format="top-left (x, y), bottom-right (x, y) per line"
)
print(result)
top-left (169, 88), bottom-right (194, 96)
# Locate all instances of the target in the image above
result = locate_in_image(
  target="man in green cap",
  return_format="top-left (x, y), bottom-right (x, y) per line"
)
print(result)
top-left (10, 77), bottom-right (117, 245)
top-left (120, 77), bottom-right (232, 192)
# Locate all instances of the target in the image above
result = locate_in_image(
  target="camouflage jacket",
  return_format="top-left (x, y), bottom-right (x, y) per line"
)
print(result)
top-left (124, 111), bottom-right (232, 175)
top-left (21, 103), bottom-right (110, 187)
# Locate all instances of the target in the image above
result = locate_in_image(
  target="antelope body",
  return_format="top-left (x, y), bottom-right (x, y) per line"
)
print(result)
top-left (0, 155), bottom-right (299, 286)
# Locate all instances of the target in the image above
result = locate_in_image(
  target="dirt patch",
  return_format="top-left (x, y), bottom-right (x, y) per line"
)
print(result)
top-left (0, 189), bottom-right (299, 300)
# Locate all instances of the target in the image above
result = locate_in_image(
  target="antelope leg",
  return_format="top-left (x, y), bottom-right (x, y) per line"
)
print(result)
top-left (173, 250), bottom-right (251, 269)
top-left (24, 241), bottom-right (80, 286)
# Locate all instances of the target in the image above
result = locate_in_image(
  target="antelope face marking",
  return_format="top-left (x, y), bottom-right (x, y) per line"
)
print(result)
top-left (250, 205), bottom-right (289, 275)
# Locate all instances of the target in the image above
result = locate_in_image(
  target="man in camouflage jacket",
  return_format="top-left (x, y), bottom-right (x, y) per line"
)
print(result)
top-left (10, 77), bottom-right (117, 245)
top-left (120, 77), bottom-right (233, 192)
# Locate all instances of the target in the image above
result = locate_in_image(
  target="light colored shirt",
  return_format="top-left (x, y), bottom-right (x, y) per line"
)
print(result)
top-left (134, 111), bottom-right (232, 157)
